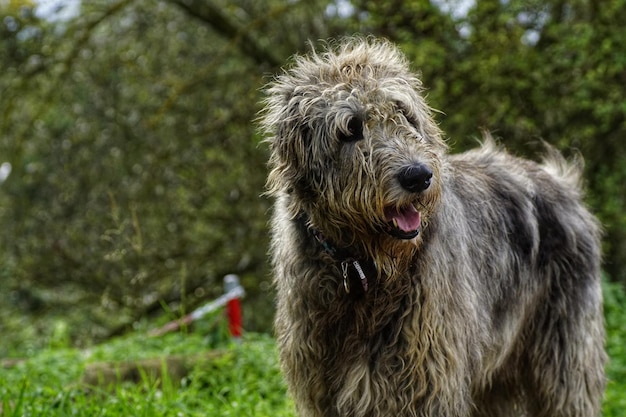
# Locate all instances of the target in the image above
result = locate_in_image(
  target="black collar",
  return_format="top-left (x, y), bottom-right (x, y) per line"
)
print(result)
top-left (298, 213), bottom-right (377, 294)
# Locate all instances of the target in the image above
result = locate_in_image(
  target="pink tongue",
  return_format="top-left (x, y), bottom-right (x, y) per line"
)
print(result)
top-left (385, 205), bottom-right (421, 232)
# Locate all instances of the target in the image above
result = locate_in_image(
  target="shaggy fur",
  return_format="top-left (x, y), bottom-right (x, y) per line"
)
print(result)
top-left (261, 37), bottom-right (606, 417)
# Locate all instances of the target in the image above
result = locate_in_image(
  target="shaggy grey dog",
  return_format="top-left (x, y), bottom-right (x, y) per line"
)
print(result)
top-left (261, 38), bottom-right (605, 417)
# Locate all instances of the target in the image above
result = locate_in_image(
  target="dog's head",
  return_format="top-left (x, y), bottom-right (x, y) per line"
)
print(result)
top-left (262, 37), bottom-right (446, 253)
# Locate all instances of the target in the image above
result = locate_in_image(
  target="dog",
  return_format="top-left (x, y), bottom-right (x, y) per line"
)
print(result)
top-left (261, 37), bottom-right (606, 417)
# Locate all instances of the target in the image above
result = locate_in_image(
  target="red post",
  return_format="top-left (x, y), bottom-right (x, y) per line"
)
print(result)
top-left (224, 274), bottom-right (243, 341)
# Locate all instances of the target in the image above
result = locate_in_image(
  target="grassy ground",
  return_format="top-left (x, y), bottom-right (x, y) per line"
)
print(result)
top-left (0, 331), bottom-right (296, 417)
top-left (1, 280), bottom-right (625, 416)
top-left (602, 279), bottom-right (626, 416)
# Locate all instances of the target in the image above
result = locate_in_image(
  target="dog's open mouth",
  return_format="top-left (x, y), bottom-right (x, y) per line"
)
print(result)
top-left (384, 204), bottom-right (421, 240)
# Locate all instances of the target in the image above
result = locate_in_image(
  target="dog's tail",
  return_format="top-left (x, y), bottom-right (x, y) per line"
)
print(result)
top-left (540, 142), bottom-right (585, 192)
top-left (480, 131), bottom-right (585, 192)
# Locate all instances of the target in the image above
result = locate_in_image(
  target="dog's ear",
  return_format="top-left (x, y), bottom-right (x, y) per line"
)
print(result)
top-left (264, 90), bottom-right (313, 198)
top-left (263, 75), bottom-right (333, 197)
top-left (268, 115), bottom-right (324, 204)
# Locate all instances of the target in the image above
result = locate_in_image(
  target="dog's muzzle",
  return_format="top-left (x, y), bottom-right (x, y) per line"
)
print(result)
top-left (384, 163), bottom-right (432, 240)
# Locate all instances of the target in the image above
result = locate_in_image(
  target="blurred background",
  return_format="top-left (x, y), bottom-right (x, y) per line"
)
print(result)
top-left (1, 0), bottom-right (624, 354)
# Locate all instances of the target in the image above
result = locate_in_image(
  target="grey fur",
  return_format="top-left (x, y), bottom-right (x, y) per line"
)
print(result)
top-left (261, 37), bottom-right (606, 417)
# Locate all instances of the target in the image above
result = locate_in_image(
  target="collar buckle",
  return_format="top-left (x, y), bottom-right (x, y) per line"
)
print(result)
top-left (307, 220), bottom-right (371, 294)
top-left (341, 260), bottom-right (351, 293)
top-left (341, 259), bottom-right (369, 293)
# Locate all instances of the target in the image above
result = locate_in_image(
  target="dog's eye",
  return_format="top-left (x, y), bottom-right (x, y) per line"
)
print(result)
top-left (338, 117), bottom-right (364, 143)
top-left (397, 104), bottom-right (419, 127)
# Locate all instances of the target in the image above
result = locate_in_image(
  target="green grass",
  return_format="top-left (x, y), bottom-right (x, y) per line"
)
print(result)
top-left (1, 280), bottom-right (625, 416)
top-left (0, 332), bottom-right (296, 417)
top-left (602, 278), bottom-right (626, 417)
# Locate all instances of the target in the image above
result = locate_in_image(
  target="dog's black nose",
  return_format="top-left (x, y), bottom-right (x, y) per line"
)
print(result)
top-left (398, 163), bottom-right (433, 193)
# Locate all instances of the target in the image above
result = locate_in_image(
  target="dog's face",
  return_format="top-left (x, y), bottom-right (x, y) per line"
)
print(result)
top-left (263, 39), bottom-right (446, 248)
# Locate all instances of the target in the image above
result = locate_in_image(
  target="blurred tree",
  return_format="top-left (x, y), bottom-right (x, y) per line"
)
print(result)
top-left (0, 0), bottom-right (337, 350)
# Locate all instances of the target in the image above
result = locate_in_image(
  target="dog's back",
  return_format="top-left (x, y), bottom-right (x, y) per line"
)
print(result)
top-left (442, 141), bottom-right (605, 415)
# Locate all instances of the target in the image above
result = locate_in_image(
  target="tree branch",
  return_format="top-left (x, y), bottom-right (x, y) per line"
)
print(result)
top-left (168, 0), bottom-right (283, 68)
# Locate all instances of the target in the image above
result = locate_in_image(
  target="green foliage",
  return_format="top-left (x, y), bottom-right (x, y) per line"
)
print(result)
top-left (0, 0), bottom-right (284, 348)
top-left (0, 332), bottom-right (295, 417)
